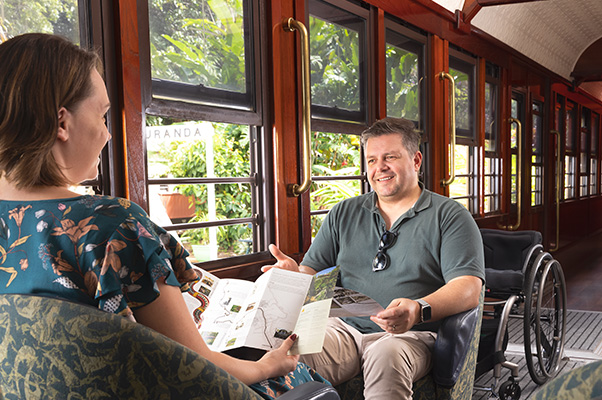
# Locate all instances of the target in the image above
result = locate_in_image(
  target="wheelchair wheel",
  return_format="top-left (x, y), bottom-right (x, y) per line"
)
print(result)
top-left (499, 379), bottom-right (521, 400)
top-left (523, 253), bottom-right (567, 385)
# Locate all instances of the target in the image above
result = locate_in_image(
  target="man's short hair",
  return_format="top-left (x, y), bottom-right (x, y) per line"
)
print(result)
top-left (360, 117), bottom-right (421, 155)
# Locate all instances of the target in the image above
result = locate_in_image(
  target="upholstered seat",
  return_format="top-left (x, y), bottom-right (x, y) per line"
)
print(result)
top-left (531, 360), bottom-right (602, 400)
top-left (0, 293), bottom-right (338, 400)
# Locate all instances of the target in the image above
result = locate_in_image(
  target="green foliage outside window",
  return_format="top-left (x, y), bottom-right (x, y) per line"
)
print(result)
top-left (150, 122), bottom-right (252, 254)
top-left (149, 0), bottom-right (246, 92)
top-left (309, 15), bottom-right (360, 111)
top-left (386, 45), bottom-right (419, 120)
top-left (310, 132), bottom-right (361, 236)
top-left (0, 0), bottom-right (79, 42)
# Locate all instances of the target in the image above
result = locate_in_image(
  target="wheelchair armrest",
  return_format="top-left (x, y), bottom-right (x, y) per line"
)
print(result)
top-left (276, 382), bottom-right (340, 400)
top-left (432, 306), bottom-right (480, 388)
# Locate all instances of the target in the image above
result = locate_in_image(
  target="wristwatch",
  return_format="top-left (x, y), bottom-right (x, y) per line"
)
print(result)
top-left (416, 299), bottom-right (431, 323)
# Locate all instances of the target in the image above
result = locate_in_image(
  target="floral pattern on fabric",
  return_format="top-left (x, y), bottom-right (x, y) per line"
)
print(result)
top-left (250, 362), bottom-right (331, 400)
top-left (0, 195), bottom-right (199, 316)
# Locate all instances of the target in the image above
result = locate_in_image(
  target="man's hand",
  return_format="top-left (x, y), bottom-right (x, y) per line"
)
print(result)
top-left (370, 298), bottom-right (421, 334)
top-left (261, 244), bottom-right (301, 273)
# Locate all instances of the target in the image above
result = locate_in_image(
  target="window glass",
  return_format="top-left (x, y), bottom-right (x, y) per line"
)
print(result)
top-left (510, 96), bottom-right (523, 205)
top-left (566, 102), bottom-right (576, 152)
top-left (531, 101), bottom-right (543, 206)
top-left (147, 118), bottom-right (256, 262)
top-left (591, 113), bottom-right (599, 195)
top-left (484, 156), bottom-right (500, 213)
top-left (592, 113), bottom-right (599, 156)
top-left (385, 30), bottom-right (420, 122)
top-left (484, 82), bottom-right (497, 152)
top-left (310, 131), bottom-right (362, 237)
top-left (0, 0), bottom-right (79, 42)
top-left (449, 144), bottom-right (476, 211)
top-left (450, 67), bottom-right (470, 133)
top-left (448, 53), bottom-right (475, 141)
top-left (149, 0), bottom-right (247, 93)
top-left (309, 0), bottom-right (365, 121)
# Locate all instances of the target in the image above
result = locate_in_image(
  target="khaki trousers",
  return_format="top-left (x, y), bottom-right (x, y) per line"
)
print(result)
top-left (300, 318), bottom-right (436, 400)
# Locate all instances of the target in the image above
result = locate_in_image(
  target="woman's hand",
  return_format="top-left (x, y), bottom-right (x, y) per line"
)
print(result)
top-left (261, 244), bottom-right (301, 273)
top-left (256, 334), bottom-right (300, 379)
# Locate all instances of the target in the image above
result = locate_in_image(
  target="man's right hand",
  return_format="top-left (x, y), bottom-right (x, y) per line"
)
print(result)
top-left (261, 244), bottom-right (301, 273)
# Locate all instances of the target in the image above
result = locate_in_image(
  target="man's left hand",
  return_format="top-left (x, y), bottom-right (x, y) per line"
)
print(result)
top-left (370, 298), bottom-right (421, 334)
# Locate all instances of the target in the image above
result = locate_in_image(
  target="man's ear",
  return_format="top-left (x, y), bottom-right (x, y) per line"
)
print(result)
top-left (56, 107), bottom-right (69, 142)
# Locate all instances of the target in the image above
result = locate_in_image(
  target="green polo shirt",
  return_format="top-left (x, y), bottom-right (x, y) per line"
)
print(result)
top-left (301, 185), bottom-right (485, 333)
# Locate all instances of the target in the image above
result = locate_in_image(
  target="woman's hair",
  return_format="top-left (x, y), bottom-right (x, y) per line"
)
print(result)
top-left (0, 33), bottom-right (102, 189)
top-left (360, 117), bottom-right (422, 155)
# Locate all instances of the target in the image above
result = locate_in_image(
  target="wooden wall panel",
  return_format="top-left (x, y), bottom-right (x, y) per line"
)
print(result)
top-left (270, 0), bottom-right (304, 258)
top-left (428, 36), bottom-right (448, 195)
top-left (115, 0), bottom-right (147, 210)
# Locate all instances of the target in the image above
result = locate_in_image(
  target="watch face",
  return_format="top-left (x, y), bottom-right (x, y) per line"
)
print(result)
top-left (422, 303), bottom-right (431, 321)
top-left (418, 299), bottom-right (431, 322)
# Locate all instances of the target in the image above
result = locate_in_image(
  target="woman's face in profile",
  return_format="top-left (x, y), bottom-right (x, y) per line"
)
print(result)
top-left (53, 69), bottom-right (111, 184)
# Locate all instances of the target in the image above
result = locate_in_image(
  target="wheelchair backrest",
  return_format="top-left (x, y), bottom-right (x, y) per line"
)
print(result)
top-left (480, 229), bottom-right (542, 272)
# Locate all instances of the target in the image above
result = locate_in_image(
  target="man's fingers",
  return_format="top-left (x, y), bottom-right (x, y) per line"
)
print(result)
top-left (268, 244), bottom-right (287, 260)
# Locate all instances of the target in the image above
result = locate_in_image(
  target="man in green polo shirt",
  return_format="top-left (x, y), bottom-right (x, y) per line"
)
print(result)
top-left (263, 117), bottom-right (485, 399)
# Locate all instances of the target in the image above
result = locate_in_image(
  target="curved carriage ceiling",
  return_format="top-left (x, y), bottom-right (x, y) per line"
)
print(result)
top-left (433, 0), bottom-right (602, 100)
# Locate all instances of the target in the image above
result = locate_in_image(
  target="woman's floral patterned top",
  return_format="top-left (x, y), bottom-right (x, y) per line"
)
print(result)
top-left (0, 195), bottom-right (199, 317)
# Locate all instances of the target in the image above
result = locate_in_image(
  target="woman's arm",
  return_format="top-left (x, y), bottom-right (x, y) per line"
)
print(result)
top-left (132, 278), bottom-right (300, 385)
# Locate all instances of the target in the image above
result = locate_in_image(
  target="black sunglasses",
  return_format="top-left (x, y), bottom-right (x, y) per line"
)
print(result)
top-left (372, 230), bottom-right (398, 272)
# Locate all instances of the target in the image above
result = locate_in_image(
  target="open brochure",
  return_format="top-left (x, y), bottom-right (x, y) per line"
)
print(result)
top-left (183, 266), bottom-right (383, 355)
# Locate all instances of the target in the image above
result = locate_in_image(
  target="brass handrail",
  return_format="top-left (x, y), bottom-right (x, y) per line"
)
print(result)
top-left (284, 18), bottom-right (312, 197)
top-left (550, 130), bottom-right (561, 251)
top-left (499, 118), bottom-right (522, 230)
top-left (439, 72), bottom-right (456, 186)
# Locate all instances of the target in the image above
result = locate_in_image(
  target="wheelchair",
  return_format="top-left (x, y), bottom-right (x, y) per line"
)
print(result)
top-left (474, 229), bottom-right (567, 400)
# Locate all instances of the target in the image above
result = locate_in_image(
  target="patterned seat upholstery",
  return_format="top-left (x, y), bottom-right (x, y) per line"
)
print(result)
top-left (0, 293), bottom-right (337, 400)
top-left (334, 289), bottom-right (484, 400)
top-left (531, 360), bottom-right (602, 400)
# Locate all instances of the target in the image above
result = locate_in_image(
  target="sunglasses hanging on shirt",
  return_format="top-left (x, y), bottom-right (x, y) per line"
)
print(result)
top-left (372, 230), bottom-right (398, 272)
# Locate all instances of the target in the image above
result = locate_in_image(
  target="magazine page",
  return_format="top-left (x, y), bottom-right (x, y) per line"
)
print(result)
top-left (290, 266), bottom-right (340, 355)
top-left (236, 267), bottom-right (315, 352)
top-left (184, 268), bottom-right (255, 351)
top-left (329, 286), bottom-right (384, 318)
top-left (182, 268), bottom-right (221, 328)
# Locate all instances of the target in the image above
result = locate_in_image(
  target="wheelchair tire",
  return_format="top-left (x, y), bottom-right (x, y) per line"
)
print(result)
top-left (499, 379), bottom-right (521, 400)
top-left (523, 253), bottom-right (567, 385)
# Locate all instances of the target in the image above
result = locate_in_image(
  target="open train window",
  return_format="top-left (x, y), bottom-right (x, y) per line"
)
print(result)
top-left (580, 108), bottom-right (591, 197)
top-left (484, 63), bottom-right (501, 214)
top-left (0, 1), bottom-right (80, 43)
top-left (305, 0), bottom-right (370, 239)
top-left (531, 100), bottom-right (544, 206)
top-left (384, 25), bottom-right (425, 130)
top-left (143, 0), bottom-right (270, 268)
top-left (309, 131), bottom-right (363, 238)
top-left (308, 0), bottom-right (368, 124)
top-left (565, 100), bottom-right (577, 200)
top-left (448, 50), bottom-right (478, 213)
top-left (148, 0), bottom-right (256, 111)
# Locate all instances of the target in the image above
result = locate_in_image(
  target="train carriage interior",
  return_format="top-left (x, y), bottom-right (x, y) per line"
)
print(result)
top-left (2, 0), bottom-right (602, 398)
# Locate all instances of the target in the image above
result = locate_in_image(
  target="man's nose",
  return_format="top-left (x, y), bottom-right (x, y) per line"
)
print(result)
top-left (374, 159), bottom-right (388, 171)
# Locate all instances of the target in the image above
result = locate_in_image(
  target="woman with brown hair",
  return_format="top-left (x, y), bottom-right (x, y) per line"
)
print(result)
top-left (0, 33), bottom-right (328, 398)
